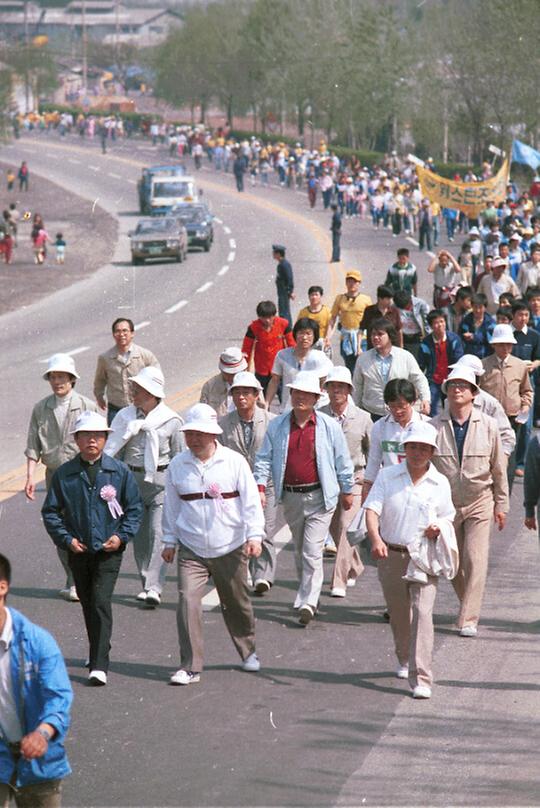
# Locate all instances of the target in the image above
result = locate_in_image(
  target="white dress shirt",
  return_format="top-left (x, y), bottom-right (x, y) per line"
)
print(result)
top-left (0, 608), bottom-right (23, 743)
top-left (162, 442), bottom-right (264, 558)
top-left (364, 462), bottom-right (455, 547)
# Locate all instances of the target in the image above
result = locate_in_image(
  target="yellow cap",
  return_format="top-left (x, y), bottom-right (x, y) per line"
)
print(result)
top-left (345, 270), bottom-right (362, 282)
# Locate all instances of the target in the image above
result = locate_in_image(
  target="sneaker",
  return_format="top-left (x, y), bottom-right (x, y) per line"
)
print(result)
top-left (346, 578), bottom-right (357, 588)
top-left (136, 591), bottom-right (147, 602)
top-left (68, 585), bottom-right (79, 602)
top-left (145, 590), bottom-right (161, 607)
top-left (242, 653), bottom-right (261, 672)
top-left (298, 604), bottom-right (314, 626)
top-left (330, 587), bottom-right (346, 598)
top-left (88, 670), bottom-right (107, 686)
top-left (323, 542), bottom-right (337, 557)
top-left (253, 579), bottom-right (271, 595)
top-left (412, 685), bottom-right (432, 699)
top-left (459, 625), bottom-right (478, 637)
top-left (396, 664), bottom-right (409, 679)
top-left (170, 669), bottom-right (200, 686)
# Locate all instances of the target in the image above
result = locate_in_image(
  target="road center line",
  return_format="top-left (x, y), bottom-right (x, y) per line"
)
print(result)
top-left (213, 217), bottom-right (223, 224)
top-left (218, 265), bottom-right (229, 276)
top-left (229, 238), bottom-right (236, 249)
top-left (108, 172), bottom-right (122, 179)
top-left (196, 281), bottom-right (213, 293)
top-left (406, 236), bottom-right (419, 246)
top-left (89, 165), bottom-right (101, 171)
top-left (223, 225), bottom-right (231, 234)
top-left (127, 179), bottom-right (136, 185)
top-left (38, 346), bottom-right (90, 362)
top-left (68, 158), bottom-right (80, 164)
top-left (134, 320), bottom-right (151, 330)
top-left (227, 251), bottom-right (236, 262)
top-left (165, 300), bottom-right (188, 314)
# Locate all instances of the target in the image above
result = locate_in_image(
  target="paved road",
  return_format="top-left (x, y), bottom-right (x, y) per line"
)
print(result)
top-left (1, 133), bottom-right (539, 807)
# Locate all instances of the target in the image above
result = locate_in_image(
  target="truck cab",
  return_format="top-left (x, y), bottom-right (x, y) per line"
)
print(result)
top-left (137, 165), bottom-right (187, 214)
top-left (149, 175), bottom-right (198, 215)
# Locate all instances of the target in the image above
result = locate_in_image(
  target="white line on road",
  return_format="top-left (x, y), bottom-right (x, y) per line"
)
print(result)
top-left (45, 153), bottom-right (58, 159)
top-left (213, 217), bottom-right (223, 224)
top-left (227, 251), bottom-right (236, 263)
top-left (134, 320), bottom-right (151, 330)
top-left (127, 179), bottom-right (136, 185)
top-left (218, 265), bottom-right (229, 276)
top-left (165, 300), bottom-right (188, 314)
top-left (229, 238), bottom-right (236, 249)
top-left (38, 346), bottom-right (90, 363)
top-left (223, 225), bottom-right (231, 234)
top-left (406, 236), bottom-right (419, 246)
top-left (108, 172), bottom-right (122, 179)
top-left (202, 525), bottom-right (290, 610)
top-left (89, 165), bottom-right (101, 171)
top-left (68, 158), bottom-right (80, 164)
top-left (196, 281), bottom-right (213, 293)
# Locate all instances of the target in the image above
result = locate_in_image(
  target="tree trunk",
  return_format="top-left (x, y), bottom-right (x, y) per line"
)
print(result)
top-left (227, 95), bottom-right (233, 129)
top-left (297, 103), bottom-right (304, 136)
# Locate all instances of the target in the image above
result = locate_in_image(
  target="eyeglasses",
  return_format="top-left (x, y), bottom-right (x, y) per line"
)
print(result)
top-left (447, 381), bottom-right (471, 390)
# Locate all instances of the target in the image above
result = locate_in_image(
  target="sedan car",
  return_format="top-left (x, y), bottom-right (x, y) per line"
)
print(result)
top-left (171, 203), bottom-right (214, 252)
top-left (129, 216), bottom-right (188, 265)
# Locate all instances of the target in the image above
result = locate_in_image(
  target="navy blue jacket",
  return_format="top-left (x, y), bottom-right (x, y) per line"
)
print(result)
top-left (0, 608), bottom-right (72, 788)
top-left (419, 331), bottom-right (464, 381)
top-left (42, 453), bottom-right (143, 551)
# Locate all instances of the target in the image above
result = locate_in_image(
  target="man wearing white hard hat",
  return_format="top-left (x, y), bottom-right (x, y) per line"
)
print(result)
top-left (365, 421), bottom-right (457, 699)
top-left (479, 323), bottom-right (532, 492)
top-left (320, 366), bottom-right (371, 597)
top-left (162, 403), bottom-right (265, 685)
top-left (447, 354), bottom-right (515, 457)
top-left (219, 372), bottom-right (278, 595)
top-left (25, 353), bottom-right (98, 601)
top-left (42, 411), bottom-right (143, 686)
top-left (94, 318), bottom-right (160, 426)
top-left (199, 346), bottom-right (248, 418)
top-left (254, 371), bottom-right (355, 626)
top-left (431, 366), bottom-right (509, 638)
top-left (104, 367), bottom-right (184, 607)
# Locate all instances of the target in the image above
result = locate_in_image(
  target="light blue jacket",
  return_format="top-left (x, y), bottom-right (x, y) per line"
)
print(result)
top-left (0, 608), bottom-right (72, 788)
top-left (253, 410), bottom-right (354, 510)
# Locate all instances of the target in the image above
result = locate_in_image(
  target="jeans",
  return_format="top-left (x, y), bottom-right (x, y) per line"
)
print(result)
top-left (429, 380), bottom-right (444, 416)
top-left (419, 224), bottom-right (432, 251)
top-left (322, 189), bottom-right (332, 209)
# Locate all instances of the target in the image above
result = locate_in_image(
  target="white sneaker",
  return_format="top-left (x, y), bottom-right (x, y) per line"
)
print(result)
top-left (145, 590), bottom-right (161, 607)
top-left (330, 587), bottom-right (346, 598)
top-left (412, 685), bottom-right (432, 699)
top-left (298, 604), bottom-right (315, 625)
top-left (459, 625), bottom-right (478, 637)
top-left (136, 591), bottom-right (147, 602)
top-left (88, 670), bottom-right (107, 686)
top-left (396, 664), bottom-right (409, 679)
top-left (254, 579), bottom-right (271, 595)
top-left (170, 669), bottom-right (201, 686)
top-left (242, 652), bottom-right (261, 672)
top-left (68, 585), bottom-right (79, 602)
top-left (346, 578), bottom-right (357, 588)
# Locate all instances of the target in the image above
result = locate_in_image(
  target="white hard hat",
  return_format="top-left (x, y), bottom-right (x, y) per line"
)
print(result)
top-left (441, 367), bottom-right (480, 395)
top-left (324, 365), bottom-right (354, 389)
top-left (229, 371), bottom-right (263, 392)
top-left (43, 353), bottom-right (80, 380)
top-left (402, 421), bottom-right (438, 448)
top-left (449, 354), bottom-right (485, 376)
top-left (489, 324), bottom-right (517, 345)
top-left (218, 347), bottom-right (247, 374)
top-left (70, 411), bottom-right (111, 434)
top-left (129, 366), bottom-right (165, 398)
top-left (286, 370), bottom-right (322, 396)
top-left (180, 403), bottom-right (222, 435)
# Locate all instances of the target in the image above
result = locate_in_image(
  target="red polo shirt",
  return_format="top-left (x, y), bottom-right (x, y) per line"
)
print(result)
top-left (283, 411), bottom-right (319, 485)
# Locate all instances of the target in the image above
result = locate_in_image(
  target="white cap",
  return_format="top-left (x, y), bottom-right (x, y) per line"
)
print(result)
top-left (180, 403), bottom-right (222, 434)
top-left (402, 421), bottom-right (438, 448)
top-left (324, 365), bottom-right (354, 389)
top-left (490, 323), bottom-right (517, 345)
top-left (441, 367), bottom-right (480, 395)
top-left (286, 370), bottom-right (322, 396)
top-left (449, 354), bottom-right (485, 376)
top-left (229, 371), bottom-right (263, 392)
top-left (468, 227), bottom-right (480, 236)
top-left (508, 232), bottom-right (521, 241)
top-left (129, 366), bottom-right (165, 398)
top-left (43, 353), bottom-right (80, 380)
top-left (218, 347), bottom-right (248, 375)
top-left (70, 411), bottom-right (111, 434)
top-left (492, 256), bottom-right (508, 269)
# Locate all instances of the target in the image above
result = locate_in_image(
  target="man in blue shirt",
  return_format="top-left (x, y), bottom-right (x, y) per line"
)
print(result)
top-left (42, 412), bottom-right (142, 686)
top-left (0, 553), bottom-right (72, 806)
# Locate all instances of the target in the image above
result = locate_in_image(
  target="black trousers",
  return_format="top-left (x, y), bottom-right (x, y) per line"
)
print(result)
top-left (69, 549), bottom-right (123, 671)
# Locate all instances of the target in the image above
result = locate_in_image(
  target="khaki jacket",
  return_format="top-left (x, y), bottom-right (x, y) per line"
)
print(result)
top-left (431, 408), bottom-right (509, 513)
top-left (480, 354), bottom-right (532, 417)
top-left (93, 343), bottom-right (160, 408)
top-left (219, 408), bottom-right (275, 468)
top-left (25, 392), bottom-right (98, 471)
top-left (200, 374), bottom-right (265, 419)
top-left (319, 403), bottom-right (371, 478)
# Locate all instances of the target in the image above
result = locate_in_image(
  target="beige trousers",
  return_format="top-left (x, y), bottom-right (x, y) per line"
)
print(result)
top-left (329, 482), bottom-right (364, 589)
top-left (452, 500), bottom-right (493, 628)
top-left (176, 544), bottom-right (256, 672)
top-left (378, 548), bottom-right (438, 688)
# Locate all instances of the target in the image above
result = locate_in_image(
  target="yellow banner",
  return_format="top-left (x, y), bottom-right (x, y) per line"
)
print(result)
top-left (416, 159), bottom-right (509, 216)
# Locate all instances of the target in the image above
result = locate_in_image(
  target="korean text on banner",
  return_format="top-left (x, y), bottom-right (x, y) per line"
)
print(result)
top-left (416, 159), bottom-right (509, 216)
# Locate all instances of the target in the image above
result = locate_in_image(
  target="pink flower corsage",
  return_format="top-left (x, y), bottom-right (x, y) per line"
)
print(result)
top-left (100, 485), bottom-right (124, 518)
top-left (206, 483), bottom-right (223, 499)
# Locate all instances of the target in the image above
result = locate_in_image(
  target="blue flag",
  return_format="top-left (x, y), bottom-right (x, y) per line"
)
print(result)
top-left (512, 139), bottom-right (540, 170)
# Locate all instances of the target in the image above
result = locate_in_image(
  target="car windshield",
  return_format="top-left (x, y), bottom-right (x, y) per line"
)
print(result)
top-left (153, 181), bottom-right (192, 197)
top-left (136, 219), bottom-right (176, 234)
top-left (176, 209), bottom-right (206, 223)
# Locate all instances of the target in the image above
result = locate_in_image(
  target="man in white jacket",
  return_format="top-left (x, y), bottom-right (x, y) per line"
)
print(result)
top-left (365, 421), bottom-right (457, 700)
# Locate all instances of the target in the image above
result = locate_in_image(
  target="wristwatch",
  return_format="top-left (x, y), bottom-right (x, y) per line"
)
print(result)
top-left (37, 727), bottom-right (52, 742)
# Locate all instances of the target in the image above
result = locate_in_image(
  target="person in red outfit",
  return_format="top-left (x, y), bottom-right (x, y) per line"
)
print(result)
top-left (242, 300), bottom-right (295, 394)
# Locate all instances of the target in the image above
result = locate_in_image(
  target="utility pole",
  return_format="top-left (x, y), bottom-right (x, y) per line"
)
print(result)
top-left (23, 0), bottom-right (29, 112)
top-left (82, 0), bottom-right (88, 94)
